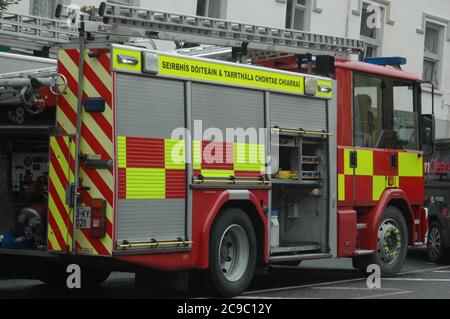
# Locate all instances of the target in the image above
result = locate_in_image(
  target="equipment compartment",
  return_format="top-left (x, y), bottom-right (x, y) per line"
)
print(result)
top-left (0, 105), bottom-right (54, 251)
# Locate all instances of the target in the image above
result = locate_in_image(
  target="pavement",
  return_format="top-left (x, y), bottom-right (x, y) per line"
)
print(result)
top-left (0, 247), bottom-right (449, 299)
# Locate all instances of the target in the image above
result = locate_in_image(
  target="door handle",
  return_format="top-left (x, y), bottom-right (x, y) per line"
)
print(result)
top-left (350, 151), bottom-right (357, 169)
top-left (390, 153), bottom-right (397, 170)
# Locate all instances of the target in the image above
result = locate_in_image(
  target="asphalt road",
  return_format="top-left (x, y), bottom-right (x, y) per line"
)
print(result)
top-left (0, 248), bottom-right (449, 299)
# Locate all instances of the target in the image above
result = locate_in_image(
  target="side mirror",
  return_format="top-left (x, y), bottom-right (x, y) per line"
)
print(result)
top-left (421, 114), bottom-right (435, 156)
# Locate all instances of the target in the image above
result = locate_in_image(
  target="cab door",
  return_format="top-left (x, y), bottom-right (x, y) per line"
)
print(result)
top-left (391, 81), bottom-right (423, 204)
top-left (352, 72), bottom-right (389, 206)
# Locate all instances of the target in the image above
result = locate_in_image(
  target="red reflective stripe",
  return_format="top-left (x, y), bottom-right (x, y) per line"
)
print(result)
top-left (58, 95), bottom-right (77, 128)
top-left (66, 49), bottom-right (112, 107)
top-left (126, 137), bottom-right (165, 168)
top-left (64, 50), bottom-right (113, 140)
top-left (50, 151), bottom-right (68, 187)
top-left (118, 168), bottom-right (126, 199)
top-left (373, 151), bottom-right (386, 176)
top-left (337, 148), bottom-right (344, 175)
top-left (48, 209), bottom-right (67, 251)
top-left (81, 123), bottom-right (111, 160)
top-left (79, 227), bottom-right (110, 256)
top-left (80, 164), bottom-right (113, 205)
top-left (48, 182), bottom-right (73, 232)
top-left (98, 53), bottom-right (111, 73)
top-left (56, 122), bottom-right (67, 135)
top-left (165, 169), bottom-right (186, 199)
top-left (47, 239), bottom-right (53, 251)
top-left (58, 61), bottom-right (78, 94)
top-left (88, 112), bottom-right (113, 140)
top-left (83, 61), bottom-right (112, 107)
top-left (234, 171), bottom-right (264, 178)
top-left (55, 136), bottom-right (71, 166)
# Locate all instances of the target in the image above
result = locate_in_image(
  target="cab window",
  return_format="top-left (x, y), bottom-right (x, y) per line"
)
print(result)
top-left (353, 73), bottom-right (384, 148)
top-left (393, 81), bottom-right (419, 150)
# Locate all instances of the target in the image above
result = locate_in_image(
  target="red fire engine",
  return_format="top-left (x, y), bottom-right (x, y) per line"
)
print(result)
top-left (0, 2), bottom-right (434, 297)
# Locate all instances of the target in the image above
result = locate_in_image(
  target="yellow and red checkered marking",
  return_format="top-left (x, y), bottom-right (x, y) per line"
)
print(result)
top-left (117, 137), bottom-right (266, 200)
top-left (117, 136), bottom-right (186, 200)
top-left (192, 141), bottom-right (266, 179)
top-left (337, 147), bottom-right (424, 204)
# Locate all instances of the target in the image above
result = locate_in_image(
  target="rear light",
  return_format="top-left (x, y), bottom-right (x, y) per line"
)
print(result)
top-left (90, 198), bottom-right (107, 239)
top-left (441, 207), bottom-right (449, 218)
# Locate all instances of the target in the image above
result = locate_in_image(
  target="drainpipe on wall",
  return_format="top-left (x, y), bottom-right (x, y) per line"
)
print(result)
top-left (345, 0), bottom-right (352, 37)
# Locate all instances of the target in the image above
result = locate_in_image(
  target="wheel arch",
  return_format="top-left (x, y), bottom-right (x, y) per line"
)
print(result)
top-left (388, 199), bottom-right (414, 245)
top-left (367, 189), bottom-right (415, 249)
top-left (220, 200), bottom-right (267, 267)
top-left (198, 190), bottom-right (268, 269)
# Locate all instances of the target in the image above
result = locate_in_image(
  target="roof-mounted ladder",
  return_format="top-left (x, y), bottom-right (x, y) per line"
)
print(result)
top-left (89, 1), bottom-right (365, 59)
top-left (0, 2), bottom-right (365, 59)
top-left (0, 12), bottom-right (78, 53)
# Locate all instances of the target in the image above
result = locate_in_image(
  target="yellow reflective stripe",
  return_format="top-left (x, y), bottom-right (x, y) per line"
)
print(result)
top-left (47, 227), bottom-right (61, 251)
top-left (338, 174), bottom-right (345, 201)
top-left (193, 141), bottom-right (202, 170)
top-left (316, 79), bottom-right (333, 98)
top-left (126, 168), bottom-right (165, 199)
top-left (48, 148), bottom-right (73, 250)
top-left (113, 48), bottom-right (142, 72)
top-left (344, 148), bottom-right (353, 175)
top-left (355, 149), bottom-right (373, 176)
top-left (84, 50), bottom-right (112, 89)
top-left (57, 50), bottom-right (78, 134)
top-left (165, 139), bottom-right (186, 169)
top-left (118, 136), bottom-right (127, 168)
top-left (398, 152), bottom-right (423, 177)
top-left (372, 175), bottom-right (385, 201)
top-left (234, 143), bottom-right (265, 172)
top-left (201, 170), bottom-right (235, 178)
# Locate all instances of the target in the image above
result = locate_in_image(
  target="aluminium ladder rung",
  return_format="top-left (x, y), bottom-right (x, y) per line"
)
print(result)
top-left (97, 1), bottom-right (365, 57)
top-left (0, 12), bottom-right (78, 52)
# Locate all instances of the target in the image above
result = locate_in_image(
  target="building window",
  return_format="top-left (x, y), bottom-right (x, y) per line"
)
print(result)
top-left (285, 0), bottom-right (310, 31)
top-left (196, 0), bottom-right (226, 19)
top-left (423, 23), bottom-right (443, 88)
top-left (31, 0), bottom-right (58, 18)
top-left (360, 2), bottom-right (384, 57)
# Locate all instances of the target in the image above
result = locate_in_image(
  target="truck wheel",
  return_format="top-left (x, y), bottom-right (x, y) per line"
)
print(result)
top-left (356, 206), bottom-right (408, 277)
top-left (208, 207), bottom-right (257, 297)
top-left (427, 221), bottom-right (449, 264)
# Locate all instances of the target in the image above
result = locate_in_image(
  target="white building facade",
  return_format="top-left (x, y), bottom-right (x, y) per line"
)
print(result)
top-left (7, 0), bottom-right (450, 137)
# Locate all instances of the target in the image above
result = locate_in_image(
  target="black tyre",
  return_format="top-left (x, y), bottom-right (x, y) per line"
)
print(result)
top-left (354, 206), bottom-right (408, 277)
top-left (427, 221), bottom-right (449, 264)
top-left (208, 207), bottom-right (257, 297)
